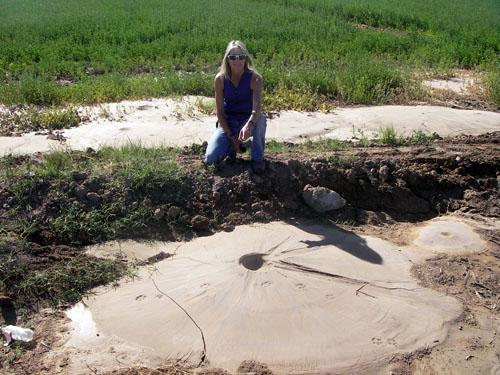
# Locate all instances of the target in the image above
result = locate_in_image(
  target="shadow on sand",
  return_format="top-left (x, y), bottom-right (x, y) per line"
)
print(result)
top-left (285, 218), bottom-right (383, 265)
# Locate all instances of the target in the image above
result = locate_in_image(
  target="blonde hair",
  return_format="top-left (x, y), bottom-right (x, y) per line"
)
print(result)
top-left (219, 40), bottom-right (256, 80)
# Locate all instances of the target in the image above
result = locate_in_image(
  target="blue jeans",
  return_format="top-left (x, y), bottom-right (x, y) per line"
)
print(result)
top-left (205, 114), bottom-right (267, 164)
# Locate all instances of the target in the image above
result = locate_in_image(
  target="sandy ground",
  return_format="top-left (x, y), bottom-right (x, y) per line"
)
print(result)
top-left (1, 76), bottom-right (499, 375)
top-left (0, 99), bottom-right (499, 156)
top-left (63, 219), bottom-right (483, 375)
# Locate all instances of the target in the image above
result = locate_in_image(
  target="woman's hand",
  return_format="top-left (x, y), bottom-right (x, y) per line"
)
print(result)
top-left (230, 134), bottom-right (242, 153)
top-left (239, 121), bottom-right (253, 142)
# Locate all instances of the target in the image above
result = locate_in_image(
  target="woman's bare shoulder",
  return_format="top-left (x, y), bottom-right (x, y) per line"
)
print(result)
top-left (251, 71), bottom-right (262, 82)
top-left (214, 72), bottom-right (225, 87)
top-left (215, 72), bottom-right (225, 81)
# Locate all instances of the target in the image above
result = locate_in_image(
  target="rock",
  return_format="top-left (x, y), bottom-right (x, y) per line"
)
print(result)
top-left (86, 192), bottom-right (101, 203)
top-left (74, 185), bottom-right (88, 199)
top-left (154, 208), bottom-right (164, 219)
top-left (357, 210), bottom-right (395, 225)
top-left (72, 171), bottom-right (88, 181)
top-left (254, 211), bottom-right (266, 221)
top-left (168, 206), bottom-right (181, 218)
top-left (212, 181), bottom-right (224, 193)
top-left (222, 223), bottom-right (235, 232)
top-left (191, 215), bottom-right (210, 231)
top-left (84, 177), bottom-right (104, 192)
top-left (379, 165), bottom-right (390, 183)
top-left (302, 184), bottom-right (346, 213)
top-left (251, 203), bottom-right (262, 212)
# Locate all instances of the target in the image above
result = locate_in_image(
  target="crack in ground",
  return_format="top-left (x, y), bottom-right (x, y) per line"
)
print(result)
top-left (151, 278), bottom-right (206, 367)
top-left (275, 260), bottom-right (418, 295)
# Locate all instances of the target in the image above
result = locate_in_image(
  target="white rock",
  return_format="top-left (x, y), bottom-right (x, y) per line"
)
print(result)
top-left (302, 184), bottom-right (346, 213)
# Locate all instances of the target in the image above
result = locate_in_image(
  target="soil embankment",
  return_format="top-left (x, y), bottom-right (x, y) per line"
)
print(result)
top-left (0, 130), bottom-right (499, 374)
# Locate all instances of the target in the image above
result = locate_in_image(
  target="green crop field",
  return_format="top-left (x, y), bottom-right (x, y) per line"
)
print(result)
top-left (1, 0), bottom-right (499, 108)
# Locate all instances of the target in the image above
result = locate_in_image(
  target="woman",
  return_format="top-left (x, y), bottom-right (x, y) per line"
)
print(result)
top-left (204, 40), bottom-right (267, 172)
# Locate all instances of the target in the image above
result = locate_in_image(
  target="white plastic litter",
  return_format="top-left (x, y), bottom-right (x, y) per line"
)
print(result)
top-left (0, 325), bottom-right (34, 346)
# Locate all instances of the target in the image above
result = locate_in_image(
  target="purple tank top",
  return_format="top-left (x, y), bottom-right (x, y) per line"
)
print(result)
top-left (223, 71), bottom-right (253, 122)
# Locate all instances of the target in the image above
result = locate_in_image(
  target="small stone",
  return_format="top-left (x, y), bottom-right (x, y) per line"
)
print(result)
top-left (251, 203), bottom-right (262, 212)
top-left (223, 224), bottom-right (235, 232)
top-left (72, 171), bottom-right (88, 181)
top-left (254, 211), bottom-right (266, 221)
top-left (86, 192), bottom-right (101, 203)
top-left (154, 208), bottom-right (164, 219)
top-left (212, 181), bottom-right (224, 193)
top-left (85, 177), bottom-right (103, 192)
top-left (379, 165), bottom-right (390, 183)
top-left (191, 215), bottom-right (210, 231)
top-left (74, 185), bottom-right (88, 199)
top-left (168, 206), bottom-right (181, 218)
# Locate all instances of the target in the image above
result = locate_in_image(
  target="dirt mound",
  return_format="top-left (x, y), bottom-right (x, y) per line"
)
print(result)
top-left (0, 132), bottom-right (499, 375)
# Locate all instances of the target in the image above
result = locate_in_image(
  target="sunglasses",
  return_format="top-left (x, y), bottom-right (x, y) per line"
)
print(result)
top-left (227, 54), bottom-right (246, 60)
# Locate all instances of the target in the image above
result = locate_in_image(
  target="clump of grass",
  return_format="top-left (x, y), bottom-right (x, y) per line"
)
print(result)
top-left (329, 155), bottom-right (356, 166)
top-left (484, 68), bottom-right (500, 104)
top-left (407, 129), bottom-right (434, 145)
top-left (378, 125), bottom-right (402, 145)
top-left (376, 125), bottom-right (434, 145)
top-left (195, 97), bottom-right (216, 115)
top-left (0, 105), bottom-right (88, 135)
top-left (262, 86), bottom-right (334, 112)
top-left (99, 142), bottom-right (183, 192)
top-left (265, 139), bottom-right (290, 153)
top-left (266, 138), bottom-right (352, 153)
top-left (302, 137), bottom-right (351, 151)
top-left (0, 149), bottom-right (77, 205)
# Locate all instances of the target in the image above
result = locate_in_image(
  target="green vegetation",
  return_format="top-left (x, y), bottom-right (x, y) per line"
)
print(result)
top-left (266, 137), bottom-right (352, 153)
top-left (302, 137), bottom-right (350, 151)
top-left (376, 125), bottom-right (434, 145)
top-left (378, 124), bottom-right (401, 144)
top-left (0, 238), bottom-right (122, 310)
top-left (1, 0), bottom-right (499, 108)
top-left (0, 105), bottom-right (87, 135)
top-left (0, 145), bottom-right (193, 246)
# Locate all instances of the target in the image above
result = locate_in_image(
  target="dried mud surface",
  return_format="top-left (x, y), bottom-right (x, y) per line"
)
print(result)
top-left (1, 131), bottom-right (499, 375)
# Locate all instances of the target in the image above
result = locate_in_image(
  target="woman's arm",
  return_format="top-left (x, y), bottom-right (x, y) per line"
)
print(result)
top-left (250, 72), bottom-right (263, 123)
top-left (239, 72), bottom-right (263, 141)
top-left (215, 73), bottom-right (241, 150)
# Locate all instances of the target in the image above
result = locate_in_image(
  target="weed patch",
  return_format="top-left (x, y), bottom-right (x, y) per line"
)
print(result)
top-left (0, 238), bottom-right (122, 311)
top-left (0, 105), bottom-right (88, 135)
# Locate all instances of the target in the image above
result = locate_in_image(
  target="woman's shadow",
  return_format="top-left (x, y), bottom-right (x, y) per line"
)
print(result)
top-left (285, 218), bottom-right (383, 265)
